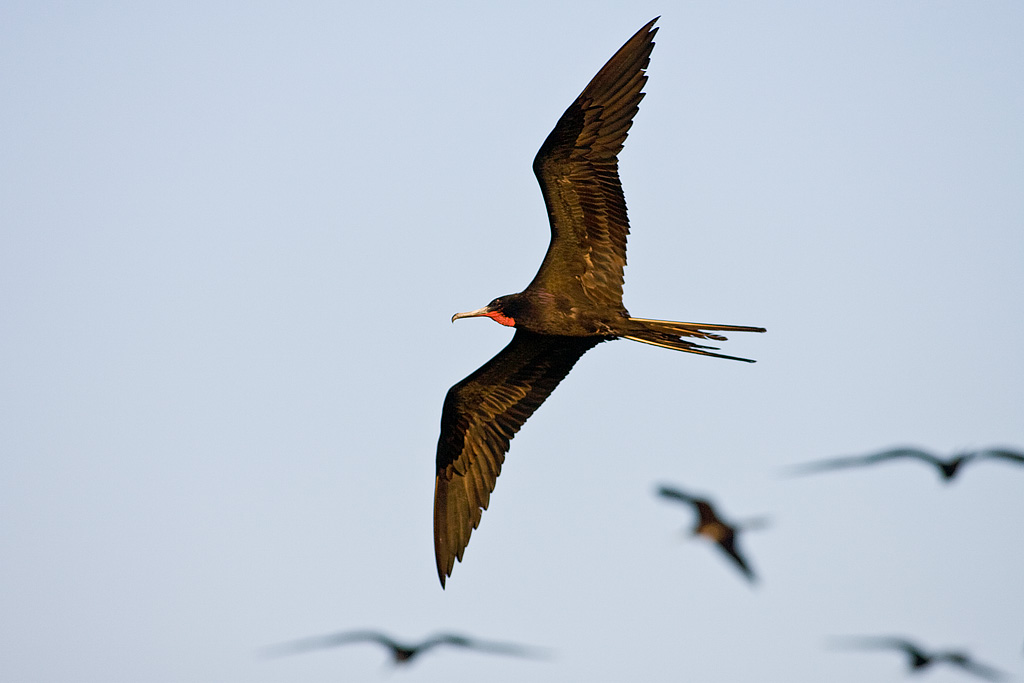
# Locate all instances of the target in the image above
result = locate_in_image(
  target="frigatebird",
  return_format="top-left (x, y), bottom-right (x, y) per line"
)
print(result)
top-left (261, 630), bottom-right (546, 665)
top-left (786, 446), bottom-right (1024, 482)
top-left (656, 485), bottom-right (765, 582)
top-left (831, 636), bottom-right (1007, 681)
top-left (434, 19), bottom-right (765, 586)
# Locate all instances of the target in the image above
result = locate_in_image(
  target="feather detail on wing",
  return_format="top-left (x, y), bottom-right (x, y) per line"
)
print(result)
top-left (434, 331), bottom-right (602, 586)
top-left (528, 18), bottom-right (658, 307)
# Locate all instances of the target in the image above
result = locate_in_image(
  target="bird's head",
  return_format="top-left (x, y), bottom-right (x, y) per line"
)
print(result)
top-left (451, 294), bottom-right (524, 328)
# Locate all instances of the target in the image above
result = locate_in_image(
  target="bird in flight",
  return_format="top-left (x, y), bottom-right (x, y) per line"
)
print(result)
top-left (261, 630), bottom-right (546, 666)
top-left (656, 485), bottom-right (766, 583)
top-left (785, 446), bottom-right (1024, 482)
top-left (831, 636), bottom-right (1007, 681)
top-left (434, 18), bottom-right (764, 587)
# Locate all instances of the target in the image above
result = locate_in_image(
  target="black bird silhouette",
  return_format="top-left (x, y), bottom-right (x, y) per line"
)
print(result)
top-left (656, 485), bottom-right (766, 583)
top-left (832, 636), bottom-right (1007, 681)
top-left (262, 630), bottom-right (546, 666)
top-left (786, 446), bottom-right (1024, 482)
top-left (434, 19), bottom-right (765, 587)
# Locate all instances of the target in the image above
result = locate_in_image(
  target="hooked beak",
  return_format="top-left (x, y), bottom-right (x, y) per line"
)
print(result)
top-left (451, 305), bottom-right (492, 323)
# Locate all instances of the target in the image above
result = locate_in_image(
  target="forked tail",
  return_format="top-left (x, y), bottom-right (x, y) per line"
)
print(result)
top-left (622, 317), bottom-right (766, 362)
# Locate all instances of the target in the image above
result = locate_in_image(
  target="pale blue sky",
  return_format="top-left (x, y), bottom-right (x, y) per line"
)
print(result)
top-left (2, 2), bottom-right (1023, 681)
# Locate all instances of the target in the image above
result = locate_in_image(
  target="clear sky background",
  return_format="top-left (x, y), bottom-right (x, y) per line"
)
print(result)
top-left (2, 2), bottom-right (1023, 682)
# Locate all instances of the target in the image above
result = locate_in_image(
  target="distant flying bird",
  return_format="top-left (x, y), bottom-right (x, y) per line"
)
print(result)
top-left (656, 485), bottom-right (766, 583)
top-left (786, 446), bottom-right (1024, 482)
top-left (262, 630), bottom-right (546, 666)
top-left (434, 18), bottom-right (765, 587)
top-left (831, 636), bottom-right (1007, 681)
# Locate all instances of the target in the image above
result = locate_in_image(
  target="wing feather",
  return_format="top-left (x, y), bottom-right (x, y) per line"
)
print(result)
top-left (717, 536), bottom-right (756, 582)
top-left (434, 331), bottom-right (601, 586)
top-left (260, 630), bottom-right (398, 657)
top-left (978, 448), bottom-right (1024, 464)
top-left (693, 500), bottom-right (718, 526)
top-left (528, 18), bottom-right (659, 307)
top-left (787, 447), bottom-right (941, 475)
top-left (657, 485), bottom-right (697, 505)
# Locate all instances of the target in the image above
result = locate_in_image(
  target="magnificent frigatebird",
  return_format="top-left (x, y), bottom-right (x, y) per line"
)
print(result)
top-left (261, 630), bottom-right (546, 665)
top-left (434, 19), bottom-right (764, 587)
top-left (656, 485), bottom-right (766, 583)
top-left (786, 446), bottom-right (1024, 482)
top-left (831, 636), bottom-right (1007, 681)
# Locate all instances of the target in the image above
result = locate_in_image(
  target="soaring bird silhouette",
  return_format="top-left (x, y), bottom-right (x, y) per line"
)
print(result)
top-left (831, 636), bottom-right (1007, 681)
top-left (786, 446), bottom-right (1024, 482)
top-left (434, 19), bottom-right (765, 587)
top-left (262, 630), bottom-right (546, 666)
top-left (656, 485), bottom-right (766, 583)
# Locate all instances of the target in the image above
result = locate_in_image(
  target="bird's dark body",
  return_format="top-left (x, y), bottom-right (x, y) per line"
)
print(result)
top-left (434, 18), bottom-right (765, 587)
top-left (484, 291), bottom-right (626, 336)
top-left (481, 290), bottom-right (693, 340)
top-left (657, 485), bottom-right (761, 583)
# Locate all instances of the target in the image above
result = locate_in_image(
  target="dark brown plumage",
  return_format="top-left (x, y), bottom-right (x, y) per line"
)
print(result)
top-left (786, 446), bottom-right (1024, 482)
top-left (832, 636), bottom-right (1007, 681)
top-left (656, 485), bottom-right (765, 583)
top-left (261, 630), bottom-right (546, 666)
top-left (434, 18), bottom-right (764, 587)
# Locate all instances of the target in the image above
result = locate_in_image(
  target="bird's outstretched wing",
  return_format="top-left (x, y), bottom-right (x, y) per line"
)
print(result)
top-left (527, 18), bottom-right (658, 307)
top-left (939, 653), bottom-right (1007, 681)
top-left (829, 635), bottom-right (927, 657)
top-left (715, 535), bottom-right (755, 582)
top-left (786, 447), bottom-right (943, 475)
top-left (656, 485), bottom-right (699, 506)
top-left (657, 485), bottom-right (716, 522)
top-left (421, 633), bottom-right (549, 660)
top-left (976, 448), bottom-right (1024, 465)
top-left (434, 331), bottom-right (601, 586)
top-left (260, 630), bottom-right (398, 658)
top-left (862, 447), bottom-right (944, 465)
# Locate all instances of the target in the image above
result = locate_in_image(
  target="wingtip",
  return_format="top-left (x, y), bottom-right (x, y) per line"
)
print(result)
top-left (618, 18), bottom-right (658, 55)
top-left (435, 550), bottom-right (453, 588)
top-left (435, 547), bottom-right (449, 588)
top-left (655, 484), bottom-right (683, 499)
top-left (433, 537), bottom-right (452, 590)
top-left (433, 476), bottom-right (452, 589)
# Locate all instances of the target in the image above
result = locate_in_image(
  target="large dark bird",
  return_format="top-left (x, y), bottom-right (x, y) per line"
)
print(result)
top-left (656, 485), bottom-right (766, 583)
top-left (434, 19), bottom-right (764, 586)
top-left (831, 636), bottom-right (1006, 681)
top-left (262, 630), bottom-right (546, 666)
top-left (786, 446), bottom-right (1024, 482)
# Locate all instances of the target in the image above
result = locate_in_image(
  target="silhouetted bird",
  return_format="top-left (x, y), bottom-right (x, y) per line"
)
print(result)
top-left (832, 636), bottom-right (1006, 681)
top-left (262, 630), bottom-right (546, 666)
top-left (786, 446), bottom-right (1024, 482)
top-left (434, 18), bottom-right (765, 587)
top-left (656, 485), bottom-right (766, 583)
